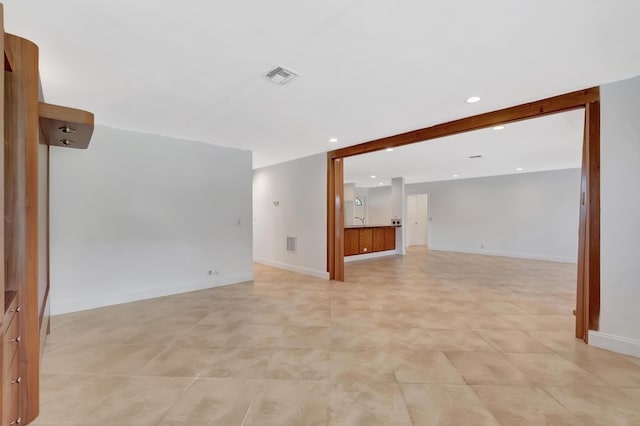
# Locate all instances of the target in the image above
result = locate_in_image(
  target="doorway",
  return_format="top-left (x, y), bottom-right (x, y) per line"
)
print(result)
top-left (406, 194), bottom-right (428, 247)
top-left (327, 87), bottom-right (600, 343)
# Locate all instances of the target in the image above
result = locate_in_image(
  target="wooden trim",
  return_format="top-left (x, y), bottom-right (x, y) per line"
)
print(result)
top-left (576, 115), bottom-right (589, 341)
top-left (586, 101), bottom-right (601, 331)
top-left (333, 158), bottom-right (344, 281)
top-left (326, 156), bottom-right (335, 279)
top-left (0, 3), bottom-right (5, 319)
top-left (328, 87), bottom-right (599, 160)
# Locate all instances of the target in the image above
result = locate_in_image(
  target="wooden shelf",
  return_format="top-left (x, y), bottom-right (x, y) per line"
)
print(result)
top-left (39, 102), bottom-right (94, 149)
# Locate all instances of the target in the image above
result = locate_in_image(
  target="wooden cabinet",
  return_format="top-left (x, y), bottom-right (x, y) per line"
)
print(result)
top-left (344, 229), bottom-right (360, 256)
top-left (344, 226), bottom-right (397, 257)
top-left (372, 228), bottom-right (386, 252)
top-left (384, 227), bottom-right (396, 251)
top-left (2, 292), bottom-right (20, 426)
top-left (358, 229), bottom-right (372, 253)
top-left (0, 7), bottom-right (94, 424)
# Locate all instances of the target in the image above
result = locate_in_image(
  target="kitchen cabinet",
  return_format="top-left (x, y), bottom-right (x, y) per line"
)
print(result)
top-left (344, 226), bottom-right (397, 257)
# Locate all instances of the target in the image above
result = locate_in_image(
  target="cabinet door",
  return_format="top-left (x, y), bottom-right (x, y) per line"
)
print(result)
top-left (372, 228), bottom-right (385, 252)
top-left (384, 228), bottom-right (396, 250)
top-left (344, 229), bottom-right (359, 256)
top-left (359, 229), bottom-right (373, 254)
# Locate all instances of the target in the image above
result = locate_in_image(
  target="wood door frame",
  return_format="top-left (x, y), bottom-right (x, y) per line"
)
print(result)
top-left (327, 87), bottom-right (600, 341)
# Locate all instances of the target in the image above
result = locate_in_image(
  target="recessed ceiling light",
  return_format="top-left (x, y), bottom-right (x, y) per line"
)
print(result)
top-left (452, 174), bottom-right (459, 178)
top-left (493, 126), bottom-right (505, 130)
top-left (466, 96), bottom-right (481, 103)
top-left (370, 175), bottom-right (376, 179)
top-left (379, 182), bottom-right (384, 185)
top-left (385, 148), bottom-right (394, 152)
top-left (329, 138), bottom-right (338, 143)
top-left (516, 167), bottom-right (524, 171)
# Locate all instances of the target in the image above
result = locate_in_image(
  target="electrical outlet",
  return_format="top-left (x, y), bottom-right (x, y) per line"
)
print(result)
top-left (208, 269), bottom-right (220, 276)
top-left (481, 244), bottom-right (485, 249)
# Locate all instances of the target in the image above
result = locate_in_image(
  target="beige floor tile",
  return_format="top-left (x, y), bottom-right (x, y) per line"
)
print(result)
top-left (505, 353), bottom-right (606, 386)
top-left (289, 308), bottom-right (331, 326)
top-left (330, 350), bottom-right (395, 383)
top-left (498, 314), bottom-right (575, 331)
top-left (197, 309), bottom-right (253, 325)
top-left (171, 324), bottom-right (235, 348)
top-left (428, 330), bottom-right (495, 351)
top-left (544, 386), bottom-right (640, 425)
top-left (43, 344), bottom-right (164, 375)
top-left (329, 381), bottom-right (412, 425)
top-left (123, 323), bottom-right (194, 346)
top-left (331, 325), bottom-right (389, 350)
top-left (265, 348), bottom-right (330, 380)
top-left (199, 347), bottom-right (274, 379)
top-left (475, 329), bottom-right (553, 352)
top-left (445, 351), bottom-right (530, 385)
top-left (139, 344), bottom-right (216, 377)
top-left (400, 383), bottom-right (500, 425)
top-left (39, 249), bottom-right (640, 426)
top-left (159, 378), bottom-right (258, 425)
top-left (417, 312), bottom-right (471, 330)
top-left (556, 345), bottom-right (640, 387)
top-left (224, 324), bottom-right (285, 348)
top-left (36, 374), bottom-right (125, 424)
top-left (390, 350), bottom-right (466, 384)
top-left (278, 325), bottom-right (331, 348)
top-left (385, 327), bottom-right (435, 351)
top-left (243, 380), bottom-right (329, 426)
top-left (77, 376), bottom-right (193, 426)
top-left (473, 385), bottom-right (583, 425)
top-left (527, 330), bottom-right (584, 352)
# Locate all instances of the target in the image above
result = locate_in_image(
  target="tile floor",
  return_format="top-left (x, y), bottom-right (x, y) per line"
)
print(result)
top-left (33, 247), bottom-right (640, 425)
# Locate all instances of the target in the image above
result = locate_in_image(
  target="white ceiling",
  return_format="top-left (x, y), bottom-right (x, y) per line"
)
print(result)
top-left (344, 109), bottom-right (584, 187)
top-left (4, 1), bottom-right (640, 168)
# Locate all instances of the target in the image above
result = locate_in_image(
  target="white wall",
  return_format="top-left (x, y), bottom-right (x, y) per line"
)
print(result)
top-left (590, 75), bottom-right (640, 357)
top-left (253, 153), bottom-right (328, 279)
top-left (50, 125), bottom-right (253, 314)
top-left (405, 168), bottom-right (581, 263)
top-left (367, 186), bottom-right (392, 226)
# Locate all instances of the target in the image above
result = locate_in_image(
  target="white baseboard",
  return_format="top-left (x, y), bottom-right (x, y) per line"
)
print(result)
top-left (428, 246), bottom-right (577, 263)
top-left (345, 250), bottom-right (398, 263)
top-left (588, 331), bottom-right (640, 358)
top-left (253, 258), bottom-right (330, 280)
top-left (51, 272), bottom-right (254, 315)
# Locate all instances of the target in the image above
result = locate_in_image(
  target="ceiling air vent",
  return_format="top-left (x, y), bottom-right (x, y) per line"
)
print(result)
top-left (263, 66), bottom-right (298, 85)
top-left (468, 154), bottom-right (483, 159)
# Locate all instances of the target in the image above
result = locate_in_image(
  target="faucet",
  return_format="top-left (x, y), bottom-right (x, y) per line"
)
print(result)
top-left (355, 216), bottom-right (365, 226)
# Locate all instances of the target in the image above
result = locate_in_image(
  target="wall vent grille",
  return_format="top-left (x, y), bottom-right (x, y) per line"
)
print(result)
top-left (286, 237), bottom-right (297, 253)
top-left (263, 66), bottom-right (298, 85)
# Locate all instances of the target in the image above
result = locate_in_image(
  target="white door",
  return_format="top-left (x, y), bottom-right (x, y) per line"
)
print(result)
top-left (407, 194), bottom-right (428, 246)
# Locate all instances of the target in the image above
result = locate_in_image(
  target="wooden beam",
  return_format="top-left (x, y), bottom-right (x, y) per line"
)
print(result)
top-left (328, 87), bottom-right (599, 159)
